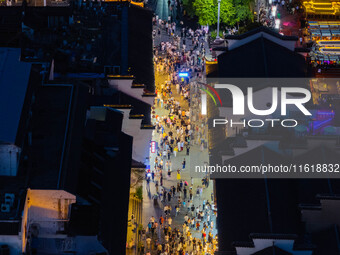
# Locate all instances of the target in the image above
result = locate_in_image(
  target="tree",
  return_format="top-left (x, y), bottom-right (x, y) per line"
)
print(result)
top-left (193, 0), bottom-right (216, 26)
top-left (192, 0), bottom-right (253, 27)
top-left (219, 0), bottom-right (236, 26)
top-left (182, 0), bottom-right (196, 17)
top-left (234, 0), bottom-right (253, 25)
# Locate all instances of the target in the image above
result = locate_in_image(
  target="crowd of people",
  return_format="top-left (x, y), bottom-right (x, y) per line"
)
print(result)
top-left (138, 15), bottom-right (218, 255)
top-left (258, 0), bottom-right (304, 30)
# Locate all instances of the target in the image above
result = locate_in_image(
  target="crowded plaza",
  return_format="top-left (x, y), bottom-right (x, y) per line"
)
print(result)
top-left (135, 15), bottom-right (219, 255)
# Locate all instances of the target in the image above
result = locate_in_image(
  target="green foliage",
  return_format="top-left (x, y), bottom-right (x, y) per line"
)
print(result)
top-left (193, 0), bottom-right (216, 26)
top-left (219, 0), bottom-right (236, 26)
top-left (234, 0), bottom-right (253, 23)
top-left (237, 21), bottom-right (262, 34)
top-left (192, 0), bottom-right (253, 26)
top-left (210, 30), bottom-right (224, 39)
top-left (182, 0), bottom-right (196, 17)
top-left (135, 186), bottom-right (143, 200)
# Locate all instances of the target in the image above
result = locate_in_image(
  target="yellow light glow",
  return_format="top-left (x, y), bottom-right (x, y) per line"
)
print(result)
top-left (303, 0), bottom-right (340, 14)
top-left (205, 61), bottom-right (218, 64)
top-left (103, 0), bottom-right (144, 7)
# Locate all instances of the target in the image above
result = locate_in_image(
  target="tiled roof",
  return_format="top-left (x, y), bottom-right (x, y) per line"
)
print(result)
top-left (252, 246), bottom-right (292, 255)
top-left (250, 233), bottom-right (298, 240)
top-left (218, 37), bottom-right (307, 78)
top-left (224, 26), bottom-right (298, 41)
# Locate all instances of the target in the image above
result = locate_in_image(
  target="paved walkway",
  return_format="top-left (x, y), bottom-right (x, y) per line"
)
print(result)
top-left (140, 71), bottom-right (216, 254)
top-left (140, 27), bottom-right (218, 253)
top-left (153, 27), bottom-right (212, 60)
top-left (127, 195), bottom-right (143, 254)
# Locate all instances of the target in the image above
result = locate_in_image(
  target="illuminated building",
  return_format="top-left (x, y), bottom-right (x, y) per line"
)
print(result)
top-left (308, 21), bottom-right (340, 64)
top-left (304, 0), bottom-right (340, 65)
top-left (0, 188), bottom-right (107, 254)
top-left (303, 0), bottom-right (340, 19)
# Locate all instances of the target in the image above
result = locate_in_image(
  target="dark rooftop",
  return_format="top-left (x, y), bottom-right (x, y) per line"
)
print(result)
top-left (224, 26), bottom-right (298, 41)
top-left (312, 225), bottom-right (340, 255)
top-left (28, 83), bottom-right (88, 194)
top-left (215, 177), bottom-right (302, 251)
top-left (217, 36), bottom-right (308, 78)
top-left (214, 143), bottom-right (340, 252)
top-left (0, 48), bottom-right (31, 145)
top-left (252, 246), bottom-right (292, 255)
top-left (249, 233), bottom-right (298, 240)
top-left (92, 80), bottom-right (152, 124)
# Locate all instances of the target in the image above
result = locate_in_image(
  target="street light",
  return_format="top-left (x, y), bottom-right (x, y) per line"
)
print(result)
top-left (216, 0), bottom-right (221, 39)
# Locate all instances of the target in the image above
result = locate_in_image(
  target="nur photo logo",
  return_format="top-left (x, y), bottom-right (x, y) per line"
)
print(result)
top-left (200, 82), bottom-right (312, 128)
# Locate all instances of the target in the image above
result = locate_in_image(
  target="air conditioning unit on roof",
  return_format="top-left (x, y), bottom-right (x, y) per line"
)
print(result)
top-left (1, 204), bottom-right (10, 213)
top-left (5, 193), bottom-right (15, 207)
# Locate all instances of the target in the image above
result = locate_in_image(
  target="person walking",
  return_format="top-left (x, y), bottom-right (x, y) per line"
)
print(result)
top-left (155, 181), bottom-right (159, 193)
top-left (151, 224), bottom-right (155, 236)
top-left (186, 145), bottom-right (190, 155)
top-left (146, 236), bottom-right (152, 250)
top-left (191, 204), bottom-right (195, 217)
top-left (148, 222), bottom-right (152, 233)
top-left (164, 205), bottom-right (168, 216)
top-left (175, 205), bottom-right (180, 216)
top-left (167, 216), bottom-right (172, 226)
top-left (196, 221), bottom-right (200, 230)
top-left (159, 215), bottom-right (164, 226)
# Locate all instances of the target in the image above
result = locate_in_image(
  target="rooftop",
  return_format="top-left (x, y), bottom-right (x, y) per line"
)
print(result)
top-left (312, 225), bottom-right (340, 255)
top-left (252, 246), bottom-right (292, 255)
top-left (216, 36), bottom-right (308, 78)
top-left (30, 236), bottom-right (108, 255)
top-left (0, 0), bottom-right (70, 7)
top-left (224, 26), bottom-right (298, 41)
top-left (0, 189), bottom-right (26, 221)
top-left (0, 48), bottom-right (31, 145)
top-left (214, 140), bottom-right (340, 251)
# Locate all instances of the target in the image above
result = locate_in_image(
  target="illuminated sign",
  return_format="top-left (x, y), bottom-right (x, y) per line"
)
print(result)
top-left (150, 141), bottom-right (156, 153)
top-left (178, 72), bottom-right (189, 77)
